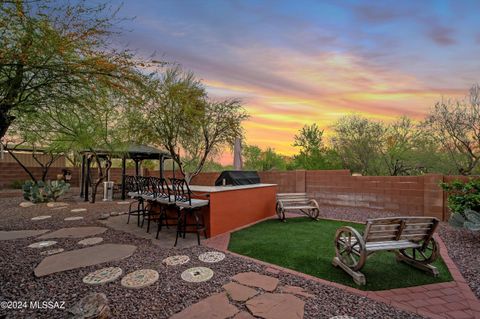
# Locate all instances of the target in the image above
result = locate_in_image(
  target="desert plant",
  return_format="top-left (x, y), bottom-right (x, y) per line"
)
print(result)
top-left (44, 180), bottom-right (70, 202)
top-left (440, 179), bottom-right (480, 214)
top-left (449, 209), bottom-right (480, 231)
top-left (22, 180), bottom-right (47, 203)
top-left (441, 179), bottom-right (480, 231)
top-left (22, 180), bottom-right (70, 203)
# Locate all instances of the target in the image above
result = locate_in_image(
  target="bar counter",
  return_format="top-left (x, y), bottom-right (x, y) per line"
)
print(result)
top-left (189, 183), bottom-right (277, 237)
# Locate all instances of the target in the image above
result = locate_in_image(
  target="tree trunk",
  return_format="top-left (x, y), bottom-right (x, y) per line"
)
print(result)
top-left (4, 145), bottom-right (37, 183)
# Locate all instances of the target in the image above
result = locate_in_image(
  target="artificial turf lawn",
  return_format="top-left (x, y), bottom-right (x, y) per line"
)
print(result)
top-left (228, 217), bottom-right (453, 291)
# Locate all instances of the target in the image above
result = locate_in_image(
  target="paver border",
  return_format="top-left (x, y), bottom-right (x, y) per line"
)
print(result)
top-left (203, 215), bottom-right (480, 319)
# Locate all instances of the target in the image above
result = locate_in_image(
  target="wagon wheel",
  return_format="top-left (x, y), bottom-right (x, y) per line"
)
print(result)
top-left (398, 238), bottom-right (439, 264)
top-left (334, 227), bottom-right (366, 271)
top-left (275, 202), bottom-right (285, 221)
top-left (300, 208), bottom-right (320, 220)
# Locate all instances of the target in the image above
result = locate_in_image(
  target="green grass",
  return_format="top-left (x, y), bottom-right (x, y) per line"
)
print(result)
top-left (228, 217), bottom-right (453, 290)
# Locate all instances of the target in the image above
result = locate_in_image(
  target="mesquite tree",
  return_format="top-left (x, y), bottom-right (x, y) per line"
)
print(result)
top-left (135, 67), bottom-right (249, 182)
top-left (0, 0), bottom-right (146, 140)
top-left (425, 84), bottom-right (480, 175)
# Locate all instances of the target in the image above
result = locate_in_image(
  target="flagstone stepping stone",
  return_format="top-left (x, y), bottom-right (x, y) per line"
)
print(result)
top-left (198, 251), bottom-right (225, 263)
top-left (232, 272), bottom-right (279, 292)
top-left (329, 316), bottom-right (355, 319)
top-left (110, 212), bottom-right (119, 216)
top-left (68, 293), bottom-right (110, 319)
top-left (121, 269), bottom-right (159, 289)
top-left (223, 282), bottom-right (259, 301)
top-left (47, 202), bottom-right (68, 208)
top-left (28, 241), bottom-right (57, 248)
top-left (234, 311), bottom-right (256, 319)
top-left (64, 216), bottom-right (84, 221)
top-left (0, 229), bottom-right (49, 241)
top-left (19, 201), bottom-right (35, 208)
top-left (246, 293), bottom-right (305, 319)
top-left (71, 208), bottom-right (87, 213)
top-left (181, 267), bottom-right (214, 283)
top-left (78, 237), bottom-right (103, 246)
top-left (40, 248), bottom-right (64, 256)
top-left (38, 227), bottom-right (107, 239)
top-left (280, 285), bottom-right (315, 298)
top-left (170, 293), bottom-right (239, 319)
top-left (117, 201), bottom-right (131, 205)
top-left (83, 267), bottom-right (123, 285)
top-left (34, 244), bottom-right (136, 277)
top-left (31, 215), bottom-right (51, 221)
top-left (162, 255), bottom-right (190, 266)
top-left (51, 206), bottom-right (67, 210)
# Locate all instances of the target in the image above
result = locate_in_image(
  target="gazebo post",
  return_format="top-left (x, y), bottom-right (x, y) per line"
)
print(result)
top-left (135, 159), bottom-right (139, 176)
top-left (80, 154), bottom-right (86, 197)
top-left (159, 155), bottom-right (163, 179)
top-left (84, 155), bottom-right (91, 202)
top-left (121, 155), bottom-right (126, 200)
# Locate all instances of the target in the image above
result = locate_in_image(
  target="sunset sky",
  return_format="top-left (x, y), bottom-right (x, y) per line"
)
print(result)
top-left (110, 0), bottom-right (479, 162)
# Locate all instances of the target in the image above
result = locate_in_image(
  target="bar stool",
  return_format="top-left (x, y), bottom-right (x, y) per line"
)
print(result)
top-left (154, 178), bottom-right (177, 239)
top-left (140, 177), bottom-right (162, 233)
top-left (170, 178), bottom-right (209, 246)
top-left (126, 175), bottom-right (146, 226)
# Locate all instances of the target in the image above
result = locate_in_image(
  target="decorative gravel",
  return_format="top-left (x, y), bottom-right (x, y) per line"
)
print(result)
top-left (0, 197), bottom-right (429, 318)
top-left (28, 240), bottom-right (57, 248)
top-left (83, 267), bottom-right (123, 285)
top-left (198, 251), bottom-right (225, 263)
top-left (162, 255), bottom-right (190, 266)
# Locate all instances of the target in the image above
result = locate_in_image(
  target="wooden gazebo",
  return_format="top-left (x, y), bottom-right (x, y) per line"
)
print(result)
top-left (79, 144), bottom-right (172, 201)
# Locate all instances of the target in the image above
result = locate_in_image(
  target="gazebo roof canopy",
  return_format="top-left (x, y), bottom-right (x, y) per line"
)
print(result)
top-left (80, 144), bottom-right (171, 160)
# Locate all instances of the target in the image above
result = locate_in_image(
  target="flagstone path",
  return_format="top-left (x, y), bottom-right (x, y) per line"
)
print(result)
top-left (38, 226), bottom-right (106, 239)
top-left (34, 243), bottom-right (136, 277)
top-left (0, 229), bottom-right (49, 240)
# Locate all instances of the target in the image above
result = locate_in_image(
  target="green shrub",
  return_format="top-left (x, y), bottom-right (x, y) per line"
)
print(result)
top-left (440, 179), bottom-right (480, 231)
top-left (22, 180), bottom-right (70, 203)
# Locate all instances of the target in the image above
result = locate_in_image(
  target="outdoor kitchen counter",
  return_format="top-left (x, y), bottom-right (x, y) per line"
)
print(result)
top-left (188, 183), bottom-right (276, 193)
top-left (188, 183), bottom-right (277, 237)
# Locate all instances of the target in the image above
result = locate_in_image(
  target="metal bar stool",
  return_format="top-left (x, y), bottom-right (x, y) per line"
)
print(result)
top-left (154, 178), bottom-right (177, 239)
top-left (170, 178), bottom-right (209, 246)
top-left (140, 177), bottom-right (163, 233)
top-left (126, 175), bottom-right (146, 226)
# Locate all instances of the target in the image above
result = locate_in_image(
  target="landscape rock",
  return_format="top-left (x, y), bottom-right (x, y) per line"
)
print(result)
top-left (231, 272), bottom-right (279, 292)
top-left (223, 282), bottom-right (258, 301)
top-left (19, 201), bottom-right (35, 208)
top-left (69, 292), bottom-right (110, 319)
top-left (0, 229), bottom-right (49, 241)
top-left (233, 311), bottom-right (256, 319)
top-left (98, 213), bottom-right (110, 220)
top-left (109, 212), bottom-right (119, 216)
top-left (246, 293), bottom-right (305, 319)
top-left (170, 293), bottom-right (239, 319)
top-left (39, 227), bottom-right (107, 239)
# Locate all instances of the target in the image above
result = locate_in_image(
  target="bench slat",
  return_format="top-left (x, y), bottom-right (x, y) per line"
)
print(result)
top-left (366, 240), bottom-right (421, 251)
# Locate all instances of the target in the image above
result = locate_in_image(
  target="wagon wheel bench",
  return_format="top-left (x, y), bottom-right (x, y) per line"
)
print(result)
top-left (276, 193), bottom-right (320, 222)
top-left (332, 216), bottom-right (440, 285)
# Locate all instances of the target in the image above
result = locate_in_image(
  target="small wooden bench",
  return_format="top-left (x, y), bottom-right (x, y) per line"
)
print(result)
top-left (276, 193), bottom-right (320, 221)
top-left (332, 216), bottom-right (440, 285)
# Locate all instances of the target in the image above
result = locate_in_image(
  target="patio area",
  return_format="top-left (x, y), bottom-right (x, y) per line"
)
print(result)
top-left (0, 192), bottom-right (479, 319)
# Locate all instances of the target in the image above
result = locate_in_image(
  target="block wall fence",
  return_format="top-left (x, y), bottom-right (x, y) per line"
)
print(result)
top-left (0, 162), bottom-right (471, 221)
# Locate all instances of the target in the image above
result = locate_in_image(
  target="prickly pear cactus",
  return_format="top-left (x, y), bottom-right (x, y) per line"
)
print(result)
top-left (45, 180), bottom-right (70, 202)
top-left (22, 180), bottom-right (47, 203)
top-left (449, 209), bottom-right (480, 232)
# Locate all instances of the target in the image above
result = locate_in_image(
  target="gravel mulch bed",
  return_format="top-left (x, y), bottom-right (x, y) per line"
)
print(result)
top-left (0, 195), bottom-right (425, 318)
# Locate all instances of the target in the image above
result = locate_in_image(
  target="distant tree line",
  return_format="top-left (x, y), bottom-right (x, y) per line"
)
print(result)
top-left (243, 84), bottom-right (480, 176)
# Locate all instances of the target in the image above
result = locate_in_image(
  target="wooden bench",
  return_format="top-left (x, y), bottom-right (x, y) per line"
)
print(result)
top-left (276, 193), bottom-right (320, 221)
top-left (332, 216), bottom-right (440, 285)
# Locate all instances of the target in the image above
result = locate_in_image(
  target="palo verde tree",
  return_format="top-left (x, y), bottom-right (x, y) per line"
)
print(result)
top-left (135, 67), bottom-right (249, 182)
top-left (424, 84), bottom-right (480, 175)
top-left (0, 0), bottom-right (147, 140)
